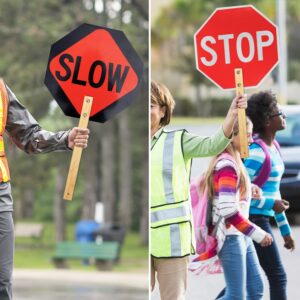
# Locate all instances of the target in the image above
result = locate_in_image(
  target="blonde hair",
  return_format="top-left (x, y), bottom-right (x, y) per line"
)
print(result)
top-left (151, 81), bottom-right (175, 126)
top-left (200, 118), bottom-right (252, 200)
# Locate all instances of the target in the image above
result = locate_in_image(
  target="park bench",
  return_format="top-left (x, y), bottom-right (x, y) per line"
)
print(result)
top-left (15, 222), bottom-right (44, 239)
top-left (52, 241), bottom-right (119, 270)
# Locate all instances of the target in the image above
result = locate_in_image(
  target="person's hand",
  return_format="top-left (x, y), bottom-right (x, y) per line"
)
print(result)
top-left (222, 95), bottom-right (248, 138)
top-left (260, 233), bottom-right (273, 247)
top-left (252, 184), bottom-right (262, 199)
top-left (229, 94), bottom-right (248, 117)
top-left (283, 235), bottom-right (295, 251)
top-left (68, 127), bottom-right (90, 149)
top-left (273, 199), bottom-right (290, 214)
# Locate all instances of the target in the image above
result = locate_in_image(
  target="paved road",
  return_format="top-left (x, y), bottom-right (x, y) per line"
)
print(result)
top-left (152, 124), bottom-right (300, 300)
top-left (13, 270), bottom-right (148, 300)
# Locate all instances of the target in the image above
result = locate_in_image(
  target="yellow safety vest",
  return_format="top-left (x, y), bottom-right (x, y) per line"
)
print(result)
top-left (151, 129), bottom-right (195, 258)
top-left (0, 79), bottom-right (11, 182)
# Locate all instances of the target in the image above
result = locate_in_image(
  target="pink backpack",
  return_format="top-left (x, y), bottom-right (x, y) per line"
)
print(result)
top-left (189, 153), bottom-right (237, 275)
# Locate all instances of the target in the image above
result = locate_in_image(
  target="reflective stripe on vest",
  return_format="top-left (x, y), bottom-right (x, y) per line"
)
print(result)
top-left (0, 136), bottom-right (4, 155)
top-left (0, 160), bottom-right (9, 182)
top-left (169, 223), bottom-right (181, 256)
top-left (0, 90), bottom-right (3, 134)
top-left (151, 201), bottom-right (190, 228)
top-left (151, 221), bottom-right (193, 257)
top-left (163, 131), bottom-right (176, 203)
top-left (0, 79), bottom-right (10, 182)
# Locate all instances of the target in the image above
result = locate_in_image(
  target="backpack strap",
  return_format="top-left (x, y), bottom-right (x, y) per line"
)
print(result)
top-left (252, 138), bottom-right (271, 187)
top-left (211, 215), bottom-right (222, 236)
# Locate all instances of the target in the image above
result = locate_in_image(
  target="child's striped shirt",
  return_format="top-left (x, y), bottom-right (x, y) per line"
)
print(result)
top-left (212, 158), bottom-right (265, 252)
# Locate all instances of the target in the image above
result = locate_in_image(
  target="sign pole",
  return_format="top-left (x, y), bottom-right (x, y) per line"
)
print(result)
top-left (234, 68), bottom-right (249, 158)
top-left (64, 96), bottom-right (93, 200)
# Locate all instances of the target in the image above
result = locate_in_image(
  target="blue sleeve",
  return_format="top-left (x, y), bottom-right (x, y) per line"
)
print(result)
top-left (274, 212), bottom-right (292, 236)
top-left (244, 144), bottom-right (275, 209)
top-left (244, 144), bottom-right (264, 181)
top-left (250, 197), bottom-right (275, 210)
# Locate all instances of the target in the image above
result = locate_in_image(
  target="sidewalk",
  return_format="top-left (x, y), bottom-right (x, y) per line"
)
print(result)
top-left (13, 269), bottom-right (149, 300)
top-left (13, 268), bottom-right (148, 290)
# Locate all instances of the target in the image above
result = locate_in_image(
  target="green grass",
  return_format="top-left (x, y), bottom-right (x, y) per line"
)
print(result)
top-left (114, 233), bottom-right (148, 272)
top-left (14, 222), bottom-right (148, 272)
top-left (170, 116), bottom-right (223, 125)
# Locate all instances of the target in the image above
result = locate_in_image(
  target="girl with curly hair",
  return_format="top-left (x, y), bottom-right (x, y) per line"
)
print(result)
top-left (245, 91), bottom-right (295, 300)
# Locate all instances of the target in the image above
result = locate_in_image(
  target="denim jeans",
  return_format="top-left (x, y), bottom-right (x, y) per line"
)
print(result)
top-left (216, 235), bottom-right (264, 300)
top-left (249, 215), bottom-right (287, 300)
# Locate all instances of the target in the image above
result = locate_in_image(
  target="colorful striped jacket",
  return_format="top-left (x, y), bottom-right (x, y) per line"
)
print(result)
top-left (212, 157), bottom-right (266, 253)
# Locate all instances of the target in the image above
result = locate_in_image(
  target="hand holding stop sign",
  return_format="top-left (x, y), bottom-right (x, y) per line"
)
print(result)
top-left (223, 94), bottom-right (248, 138)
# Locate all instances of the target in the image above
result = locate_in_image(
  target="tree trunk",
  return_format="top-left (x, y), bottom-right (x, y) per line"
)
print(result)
top-left (22, 187), bottom-right (34, 219)
top-left (101, 121), bottom-right (115, 224)
top-left (118, 112), bottom-right (132, 230)
top-left (53, 166), bottom-right (66, 242)
top-left (81, 124), bottom-right (98, 220)
top-left (195, 84), bottom-right (204, 117)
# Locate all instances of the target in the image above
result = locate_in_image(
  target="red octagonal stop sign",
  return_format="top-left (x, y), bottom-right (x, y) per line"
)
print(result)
top-left (194, 5), bottom-right (278, 90)
top-left (45, 23), bottom-right (143, 122)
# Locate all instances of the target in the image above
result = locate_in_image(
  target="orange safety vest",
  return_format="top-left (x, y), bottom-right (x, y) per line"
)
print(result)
top-left (0, 79), bottom-right (10, 182)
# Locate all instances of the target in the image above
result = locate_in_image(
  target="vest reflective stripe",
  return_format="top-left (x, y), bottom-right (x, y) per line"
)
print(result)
top-left (170, 223), bottom-right (181, 256)
top-left (151, 201), bottom-right (190, 228)
top-left (0, 90), bottom-right (3, 133)
top-left (163, 131), bottom-right (176, 203)
top-left (151, 221), bottom-right (193, 257)
top-left (0, 160), bottom-right (9, 182)
top-left (0, 137), bottom-right (4, 155)
top-left (0, 79), bottom-right (10, 182)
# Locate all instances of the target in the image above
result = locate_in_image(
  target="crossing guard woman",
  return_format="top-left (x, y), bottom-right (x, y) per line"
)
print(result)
top-left (150, 80), bottom-right (247, 300)
top-left (0, 79), bottom-right (89, 300)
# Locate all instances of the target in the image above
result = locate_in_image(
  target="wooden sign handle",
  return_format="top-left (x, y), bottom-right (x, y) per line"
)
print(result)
top-left (63, 96), bottom-right (93, 200)
top-left (234, 68), bottom-right (249, 158)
